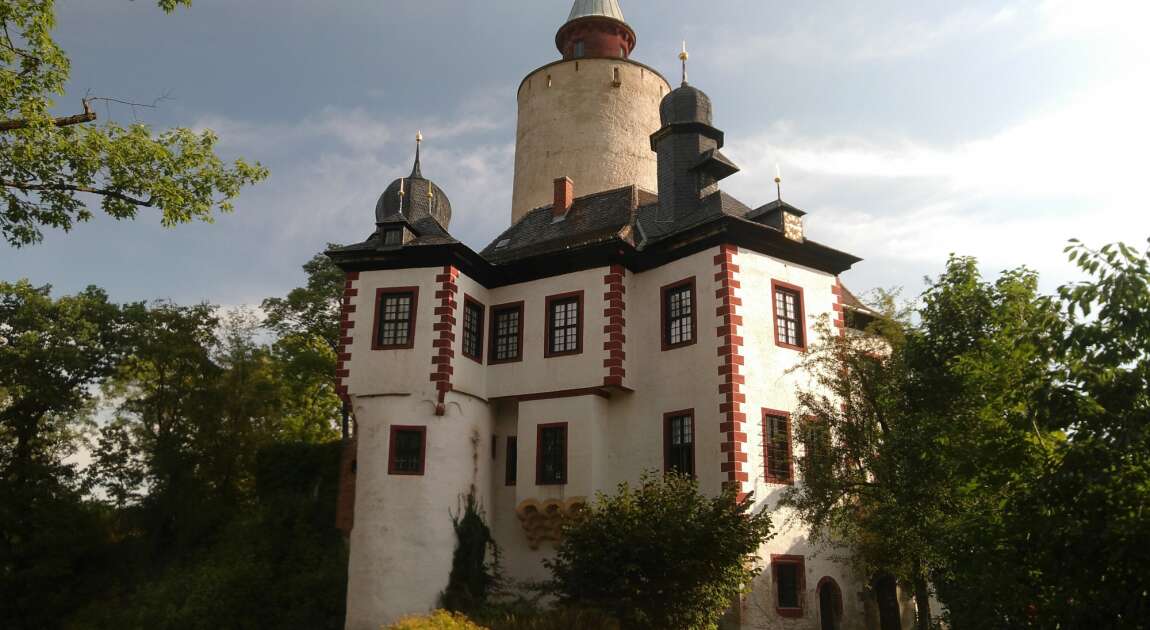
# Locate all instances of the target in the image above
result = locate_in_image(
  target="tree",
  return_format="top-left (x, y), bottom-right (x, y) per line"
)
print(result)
top-left (0, 0), bottom-right (267, 246)
top-left (262, 246), bottom-right (345, 440)
top-left (0, 280), bottom-right (130, 627)
top-left (782, 259), bottom-right (1061, 630)
top-left (994, 239), bottom-right (1150, 627)
top-left (545, 472), bottom-right (772, 630)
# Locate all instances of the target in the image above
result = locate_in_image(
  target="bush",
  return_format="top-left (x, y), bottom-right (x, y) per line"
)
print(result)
top-left (385, 610), bottom-right (486, 630)
top-left (544, 472), bottom-right (772, 629)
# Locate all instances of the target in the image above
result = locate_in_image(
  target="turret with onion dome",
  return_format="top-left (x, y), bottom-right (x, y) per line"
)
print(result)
top-left (555, 0), bottom-right (636, 60)
top-left (376, 132), bottom-right (452, 231)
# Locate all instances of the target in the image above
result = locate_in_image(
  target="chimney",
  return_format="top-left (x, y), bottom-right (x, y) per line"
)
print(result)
top-left (553, 177), bottom-right (574, 219)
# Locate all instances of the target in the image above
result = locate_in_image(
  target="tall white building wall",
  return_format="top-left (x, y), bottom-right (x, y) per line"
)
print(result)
top-left (343, 249), bottom-right (892, 628)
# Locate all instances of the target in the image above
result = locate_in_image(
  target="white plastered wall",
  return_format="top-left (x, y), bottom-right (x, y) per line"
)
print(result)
top-left (735, 248), bottom-right (867, 630)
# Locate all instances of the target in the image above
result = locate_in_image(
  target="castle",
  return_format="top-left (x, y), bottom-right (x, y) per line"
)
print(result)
top-left (329, 2), bottom-right (905, 628)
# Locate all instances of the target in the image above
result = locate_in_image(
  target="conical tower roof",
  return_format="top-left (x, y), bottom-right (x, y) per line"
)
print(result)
top-left (567, 0), bottom-right (625, 23)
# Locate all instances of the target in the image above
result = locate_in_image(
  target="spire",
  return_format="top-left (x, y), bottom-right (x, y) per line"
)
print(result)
top-left (567, 0), bottom-right (625, 23)
top-left (679, 41), bottom-right (689, 86)
top-left (410, 130), bottom-right (423, 179)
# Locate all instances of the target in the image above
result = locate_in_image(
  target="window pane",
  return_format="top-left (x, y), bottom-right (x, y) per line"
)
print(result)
top-left (494, 308), bottom-right (520, 360)
top-left (549, 297), bottom-right (579, 354)
top-left (463, 302), bottom-right (482, 358)
top-left (393, 429), bottom-right (423, 473)
top-left (378, 292), bottom-right (414, 347)
top-left (767, 415), bottom-right (792, 481)
top-left (540, 426), bottom-right (566, 484)
top-left (777, 564), bottom-right (799, 608)
top-left (774, 287), bottom-right (803, 346)
top-left (665, 284), bottom-right (694, 346)
top-left (506, 436), bottom-right (517, 485)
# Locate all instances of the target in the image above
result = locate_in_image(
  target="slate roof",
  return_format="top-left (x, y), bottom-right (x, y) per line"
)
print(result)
top-left (481, 186), bottom-right (651, 263)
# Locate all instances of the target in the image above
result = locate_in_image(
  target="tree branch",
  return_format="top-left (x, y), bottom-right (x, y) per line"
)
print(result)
top-left (0, 99), bottom-right (95, 131)
top-left (1, 180), bottom-right (154, 206)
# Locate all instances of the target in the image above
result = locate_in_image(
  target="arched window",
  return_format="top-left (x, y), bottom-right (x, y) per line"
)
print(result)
top-left (817, 577), bottom-right (844, 630)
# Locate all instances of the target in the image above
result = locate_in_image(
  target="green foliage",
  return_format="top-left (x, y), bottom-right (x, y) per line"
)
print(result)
top-left (0, 280), bottom-right (131, 628)
top-left (476, 605), bottom-right (620, 630)
top-left (784, 257), bottom-right (1062, 629)
top-left (69, 441), bottom-right (348, 630)
top-left (442, 492), bottom-right (500, 614)
top-left (261, 246), bottom-right (346, 441)
top-left (385, 610), bottom-right (488, 630)
top-left (0, 0), bottom-right (266, 246)
top-left (545, 471), bottom-right (771, 630)
top-left (990, 239), bottom-right (1150, 627)
top-left (786, 242), bottom-right (1150, 629)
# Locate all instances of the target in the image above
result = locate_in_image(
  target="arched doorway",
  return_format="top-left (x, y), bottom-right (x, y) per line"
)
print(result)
top-left (817, 577), bottom-right (843, 630)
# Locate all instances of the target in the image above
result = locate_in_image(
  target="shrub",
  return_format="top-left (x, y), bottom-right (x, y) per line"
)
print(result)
top-left (544, 472), bottom-right (772, 629)
top-left (385, 610), bottom-right (486, 630)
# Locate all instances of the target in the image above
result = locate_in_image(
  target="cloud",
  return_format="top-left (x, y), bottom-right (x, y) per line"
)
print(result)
top-left (723, 71), bottom-right (1150, 294)
top-left (190, 100), bottom-right (516, 266)
top-left (712, 4), bottom-right (1017, 67)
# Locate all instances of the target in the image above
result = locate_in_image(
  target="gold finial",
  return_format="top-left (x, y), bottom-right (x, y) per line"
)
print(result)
top-left (416, 130), bottom-right (423, 145)
top-left (774, 163), bottom-right (782, 202)
top-left (679, 41), bottom-right (689, 85)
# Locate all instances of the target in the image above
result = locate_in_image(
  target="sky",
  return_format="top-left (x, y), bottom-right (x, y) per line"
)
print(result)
top-left (3, 0), bottom-right (1149, 308)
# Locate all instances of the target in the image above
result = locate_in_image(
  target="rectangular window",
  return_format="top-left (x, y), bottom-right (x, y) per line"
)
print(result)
top-left (462, 296), bottom-right (485, 363)
top-left (536, 423), bottom-right (568, 485)
top-left (764, 410), bottom-right (793, 484)
top-left (661, 278), bottom-right (696, 350)
top-left (388, 425), bottom-right (426, 475)
top-left (545, 291), bottom-right (583, 357)
top-left (382, 227), bottom-right (402, 246)
top-left (505, 436), bottom-right (517, 486)
top-left (771, 555), bottom-right (805, 617)
top-left (772, 280), bottom-right (805, 350)
top-left (574, 40), bottom-right (585, 58)
top-left (489, 301), bottom-right (524, 364)
top-left (664, 410), bottom-right (695, 477)
top-left (373, 287), bottom-right (418, 350)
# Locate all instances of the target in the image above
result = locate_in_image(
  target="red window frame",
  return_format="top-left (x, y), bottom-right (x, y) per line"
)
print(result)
top-left (505, 436), bottom-right (517, 486)
top-left (461, 294), bottom-right (485, 363)
top-left (660, 277), bottom-right (697, 351)
top-left (372, 286), bottom-right (419, 350)
top-left (544, 290), bottom-right (584, 358)
top-left (763, 408), bottom-right (795, 485)
top-left (663, 409), bottom-right (696, 477)
top-left (771, 554), bottom-right (806, 618)
top-left (771, 279), bottom-right (806, 351)
top-left (488, 300), bottom-right (525, 364)
top-left (387, 425), bottom-right (427, 476)
top-left (535, 422), bottom-right (568, 486)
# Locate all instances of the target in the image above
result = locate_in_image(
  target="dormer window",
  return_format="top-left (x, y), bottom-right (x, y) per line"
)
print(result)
top-left (573, 40), bottom-right (585, 58)
top-left (383, 228), bottom-right (402, 246)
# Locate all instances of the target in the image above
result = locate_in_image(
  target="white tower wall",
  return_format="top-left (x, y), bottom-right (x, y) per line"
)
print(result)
top-left (511, 58), bottom-right (670, 222)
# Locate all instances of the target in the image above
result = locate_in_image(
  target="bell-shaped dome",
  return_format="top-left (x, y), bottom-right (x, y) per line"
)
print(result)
top-left (659, 83), bottom-right (713, 127)
top-left (375, 140), bottom-right (452, 229)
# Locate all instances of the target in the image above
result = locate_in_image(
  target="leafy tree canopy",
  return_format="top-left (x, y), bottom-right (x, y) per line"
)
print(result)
top-left (0, 0), bottom-right (267, 245)
top-left (545, 472), bottom-right (772, 630)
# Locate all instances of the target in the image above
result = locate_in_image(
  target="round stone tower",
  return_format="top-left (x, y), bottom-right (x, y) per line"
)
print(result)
top-left (510, 0), bottom-right (670, 223)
